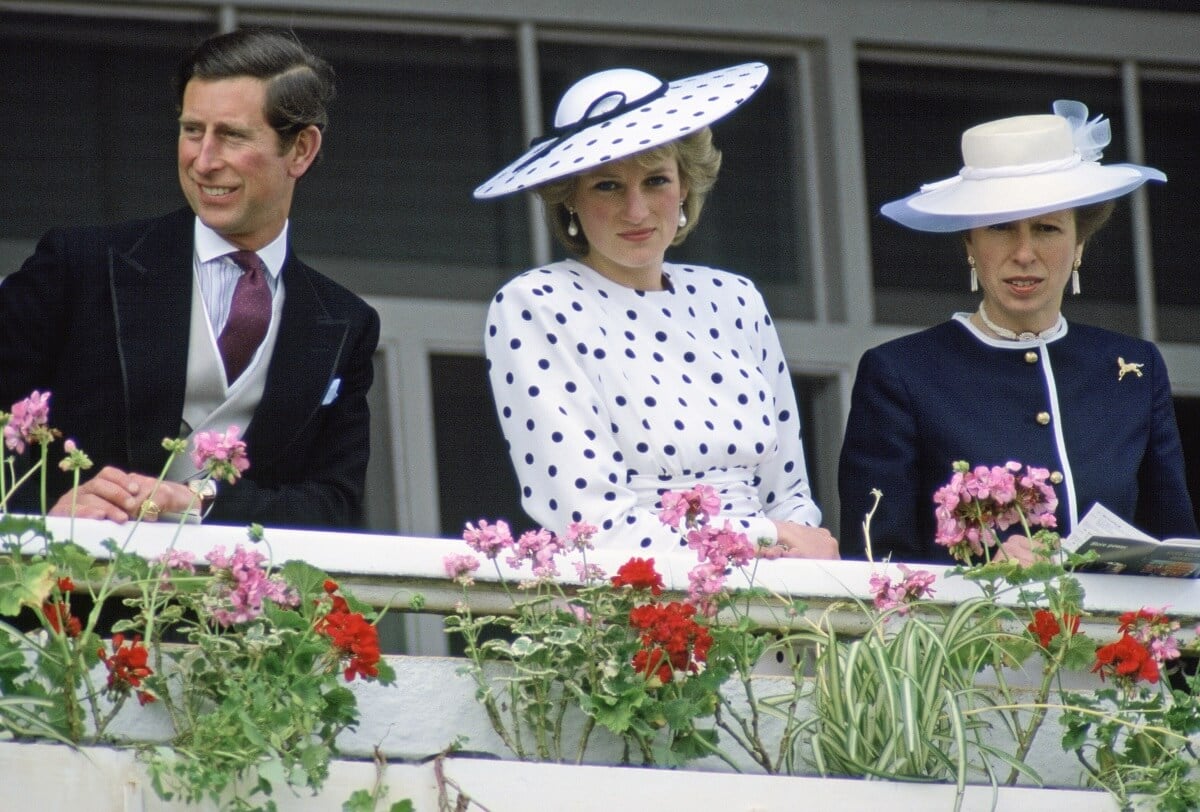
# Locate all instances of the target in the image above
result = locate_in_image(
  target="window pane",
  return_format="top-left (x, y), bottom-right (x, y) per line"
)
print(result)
top-left (792, 373), bottom-right (828, 512)
top-left (431, 353), bottom-right (538, 537)
top-left (1142, 77), bottom-right (1200, 342)
top-left (536, 44), bottom-right (811, 317)
top-left (860, 60), bottom-right (1135, 331)
top-left (289, 28), bottom-right (528, 279)
top-left (1171, 395), bottom-right (1200, 530)
top-left (0, 13), bottom-right (210, 237)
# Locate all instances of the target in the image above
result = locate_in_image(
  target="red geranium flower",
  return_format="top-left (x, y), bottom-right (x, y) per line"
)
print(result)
top-left (43, 576), bottom-right (81, 638)
top-left (1118, 607), bottom-right (1167, 634)
top-left (316, 581), bottom-right (381, 681)
top-left (611, 557), bottom-right (664, 595)
top-left (1092, 633), bottom-right (1159, 684)
top-left (632, 648), bottom-right (673, 685)
top-left (44, 601), bottom-right (81, 638)
top-left (628, 601), bottom-right (712, 684)
top-left (98, 634), bottom-right (155, 705)
top-left (1027, 609), bottom-right (1079, 648)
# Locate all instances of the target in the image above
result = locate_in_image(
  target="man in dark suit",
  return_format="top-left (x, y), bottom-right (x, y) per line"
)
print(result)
top-left (0, 29), bottom-right (379, 530)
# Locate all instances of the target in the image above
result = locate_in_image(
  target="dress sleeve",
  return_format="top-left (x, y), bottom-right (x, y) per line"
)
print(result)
top-left (838, 346), bottom-right (925, 561)
top-left (484, 276), bottom-right (689, 551)
top-left (1135, 342), bottom-right (1199, 537)
top-left (747, 290), bottom-right (821, 532)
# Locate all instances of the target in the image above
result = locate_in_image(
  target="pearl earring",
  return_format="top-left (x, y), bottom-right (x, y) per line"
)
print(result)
top-left (678, 205), bottom-right (688, 228)
top-left (968, 256), bottom-right (978, 293)
top-left (566, 209), bottom-right (579, 237)
top-left (1072, 256), bottom-right (1081, 295)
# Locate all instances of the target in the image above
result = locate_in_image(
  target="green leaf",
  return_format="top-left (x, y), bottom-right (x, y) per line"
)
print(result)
top-left (342, 789), bottom-right (374, 812)
top-left (0, 560), bottom-right (55, 615)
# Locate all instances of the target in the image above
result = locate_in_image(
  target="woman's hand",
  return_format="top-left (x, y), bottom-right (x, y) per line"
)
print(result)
top-left (767, 520), bottom-right (840, 560)
top-left (993, 534), bottom-right (1037, 567)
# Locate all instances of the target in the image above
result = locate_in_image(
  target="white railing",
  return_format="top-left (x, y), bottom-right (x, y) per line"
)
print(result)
top-left (44, 515), bottom-right (1200, 632)
top-left (13, 515), bottom-right (1199, 810)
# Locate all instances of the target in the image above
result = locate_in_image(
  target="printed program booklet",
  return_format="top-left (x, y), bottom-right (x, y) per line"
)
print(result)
top-left (1063, 503), bottom-right (1200, 578)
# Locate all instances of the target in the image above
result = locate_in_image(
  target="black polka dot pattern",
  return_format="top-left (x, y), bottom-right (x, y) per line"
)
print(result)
top-left (473, 63), bottom-right (768, 199)
top-left (484, 259), bottom-right (821, 549)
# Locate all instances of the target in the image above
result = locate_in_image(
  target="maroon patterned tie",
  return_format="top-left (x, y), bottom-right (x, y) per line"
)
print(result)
top-left (218, 251), bottom-right (271, 383)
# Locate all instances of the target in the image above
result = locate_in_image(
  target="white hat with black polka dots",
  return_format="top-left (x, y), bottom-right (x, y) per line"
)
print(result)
top-left (473, 62), bottom-right (768, 199)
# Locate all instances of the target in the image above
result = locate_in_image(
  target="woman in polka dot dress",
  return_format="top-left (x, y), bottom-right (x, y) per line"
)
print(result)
top-left (473, 63), bottom-right (838, 558)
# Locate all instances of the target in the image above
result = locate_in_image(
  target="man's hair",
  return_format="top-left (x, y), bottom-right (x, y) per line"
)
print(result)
top-left (176, 28), bottom-right (335, 157)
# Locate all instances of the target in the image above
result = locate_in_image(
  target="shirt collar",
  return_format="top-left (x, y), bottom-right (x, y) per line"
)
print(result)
top-left (193, 217), bottom-right (289, 279)
top-left (952, 311), bottom-right (1070, 346)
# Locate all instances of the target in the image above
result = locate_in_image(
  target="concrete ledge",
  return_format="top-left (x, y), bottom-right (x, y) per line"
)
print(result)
top-left (4, 741), bottom-right (1118, 812)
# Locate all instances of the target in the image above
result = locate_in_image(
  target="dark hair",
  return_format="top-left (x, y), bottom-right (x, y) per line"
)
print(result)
top-left (176, 28), bottom-right (335, 158)
top-left (1074, 200), bottom-right (1116, 244)
top-left (961, 199), bottom-right (1118, 251)
top-left (536, 128), bottom-right (722, 255)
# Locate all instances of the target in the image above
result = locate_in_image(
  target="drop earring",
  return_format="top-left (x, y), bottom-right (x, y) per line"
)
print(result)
top-left (1072, 256), bottom-right (1081, 295)
top-left (968, 256), bottom-right (979, 293)
top-left (566, 209), bottom-right (579, 237)
top-left (678, 204), bottom-right (688, 228)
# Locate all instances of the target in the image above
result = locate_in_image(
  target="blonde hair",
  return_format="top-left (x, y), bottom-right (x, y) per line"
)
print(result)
top-left (536, 128), bottom-right (722, 255)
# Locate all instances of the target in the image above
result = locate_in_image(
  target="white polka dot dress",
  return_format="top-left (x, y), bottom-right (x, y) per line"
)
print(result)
top-left (484, 259), bottom-right (821, 550)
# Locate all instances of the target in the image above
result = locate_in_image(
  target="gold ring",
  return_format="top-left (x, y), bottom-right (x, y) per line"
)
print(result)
top-left (139, 499), bottom-right (161, 521)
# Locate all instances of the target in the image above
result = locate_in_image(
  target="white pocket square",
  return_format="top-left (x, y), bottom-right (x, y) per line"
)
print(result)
top-left (322, 377), bottom-right (342, 406)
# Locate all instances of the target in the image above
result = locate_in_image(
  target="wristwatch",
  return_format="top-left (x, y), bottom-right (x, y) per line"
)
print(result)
top-left (189, 480), bottom-right (218, 520)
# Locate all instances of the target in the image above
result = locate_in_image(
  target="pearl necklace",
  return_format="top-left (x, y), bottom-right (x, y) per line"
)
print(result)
top-left (977, 301), bottom-right (1061, 342)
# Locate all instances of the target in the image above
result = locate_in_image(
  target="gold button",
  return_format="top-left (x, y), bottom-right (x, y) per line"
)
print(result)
top-left (1050, 471), bottom-right (1063, 484)
top-left (1036, 411), bottom-right (1051, 426)
top-left (1025, 351), bottom-right (1038, 364)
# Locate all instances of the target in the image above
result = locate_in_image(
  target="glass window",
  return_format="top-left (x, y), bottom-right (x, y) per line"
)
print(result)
top-left (0, 13), bottom-right (210, 238)
top-left (791, 373), bottom-right (827, 512)
top-left (431, 353), bottom-right (538, 537)
top-left (536, 44), bottom-right (811, 318)
top-left (860, 60), bottom-right (1136, 331)
top-left (1171, 395), bottom-right (1200, 530)
top-left (1142, 76), bottom-right (1200, 342)
top-left (286, 29), bottom-right (527, 280)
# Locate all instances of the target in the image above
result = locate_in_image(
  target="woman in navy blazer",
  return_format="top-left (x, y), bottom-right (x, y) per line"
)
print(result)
top-left (839, 100), bottom-right (1197, 564)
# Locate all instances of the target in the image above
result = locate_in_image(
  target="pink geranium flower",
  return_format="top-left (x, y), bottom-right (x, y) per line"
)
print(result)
top-left (573, 560), bottom-right (607, 583)
top-left (443, 553), bottom-right (481, 585)
top-left (565, 521), bottom-right (598, 551)
top-left (686, 520), bottom-right (755, 570)
top-left (205, 544), bottom-right (297, 626)
top-left (932, 460), bottom-right (1059, 563)
top-left (659, 484), bottom-right (721, 529)
top-left (869, 564), bottom-right (936, 615)
top-left (191, 426), bottom-right (250, 484)
top-left (506, 528), bottom-right (562, 578)
top-left (686, 561), bottom-right (727, 616)
top-left (462, 519), bottom-right (513, 559)
top-left (4, 390), bottom-right (52, 454)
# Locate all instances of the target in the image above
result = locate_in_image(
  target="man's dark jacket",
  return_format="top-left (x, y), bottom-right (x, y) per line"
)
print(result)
top-left (0, 207), bottom-right (380, 528)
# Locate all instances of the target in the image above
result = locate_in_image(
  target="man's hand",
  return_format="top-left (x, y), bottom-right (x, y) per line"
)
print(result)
top-left (49, 466), bottom-right (196, 523)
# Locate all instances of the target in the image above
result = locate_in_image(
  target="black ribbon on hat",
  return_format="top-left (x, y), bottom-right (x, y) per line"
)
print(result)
top-left (512, 79), bottom-right (670, 173)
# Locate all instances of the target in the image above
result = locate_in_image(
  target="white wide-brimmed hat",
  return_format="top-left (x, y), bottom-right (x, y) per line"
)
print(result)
top-left (473, 62), bottom-right (768, 199)
top-left (880, 100), bottom-right (1165, 233)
